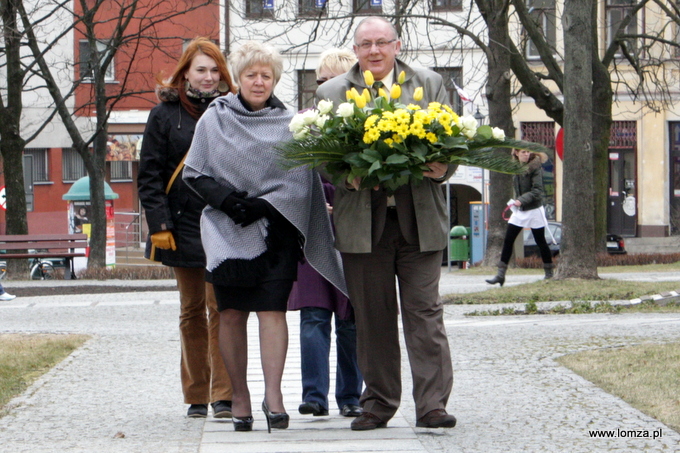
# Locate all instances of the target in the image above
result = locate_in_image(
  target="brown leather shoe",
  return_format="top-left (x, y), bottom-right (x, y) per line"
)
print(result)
top-left (416, 409), bottom-right (457, 428)
top-left (350, 412), bottom-right (387, 430)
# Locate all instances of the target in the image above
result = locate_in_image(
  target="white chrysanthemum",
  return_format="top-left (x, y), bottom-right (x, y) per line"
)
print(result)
top-left (492, 127), bottom-right (505, 140)
top-left (336, 102), bottom-right (354, 118)
top-left (317, 99), bottom-right (333, 115)
top-left (289, 114), bottom-right (306, 133)
top-left (315, 114), bottom-right (330, 128)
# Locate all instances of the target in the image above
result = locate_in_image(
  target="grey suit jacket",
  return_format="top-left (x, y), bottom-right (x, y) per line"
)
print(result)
top-left (316, 59), bottom-right (456, 253)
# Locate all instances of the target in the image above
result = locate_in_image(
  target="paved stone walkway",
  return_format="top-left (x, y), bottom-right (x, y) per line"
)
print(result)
top-left (0, 271), bottom-right (678, 452)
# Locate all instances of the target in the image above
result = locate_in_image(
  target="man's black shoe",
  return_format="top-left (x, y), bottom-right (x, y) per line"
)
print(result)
top-left (211, 400), bottom-right (232, 418)
top-left (340, 404), bottom-right (362, 417)
top-left (187, 404), bottom-right (208, 418)
top-left (298, 401), bottom-right (328, 416)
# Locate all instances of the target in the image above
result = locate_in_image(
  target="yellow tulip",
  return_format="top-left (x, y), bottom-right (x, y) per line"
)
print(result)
top-left (398, 70), bottom-right (406, 84)
top-left (362, 88), bottom-right (371, 103)
top-left (346, 90), bottom-right (353, 101)
top-left (390, 84), bottom-right (402, 99)
top-left (413, 87), bottom-right (424, 101)
top-left (350, 87), bottom-right (361, 101)
top-left (355, 94), bottom-right (366, 108)
top-left (363, 70), bottom-right (375, 87)
top-left (378, 87), bottom-right (387, 98)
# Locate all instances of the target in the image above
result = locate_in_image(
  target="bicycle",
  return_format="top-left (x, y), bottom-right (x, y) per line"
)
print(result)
top-left (0, 256), bottom-right (59, 280)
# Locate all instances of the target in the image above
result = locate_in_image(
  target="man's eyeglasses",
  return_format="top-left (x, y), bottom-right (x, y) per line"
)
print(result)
top-left (316, 78), bottom-right (330, 86)
top-left (355, 39), bottom-right (396, 51)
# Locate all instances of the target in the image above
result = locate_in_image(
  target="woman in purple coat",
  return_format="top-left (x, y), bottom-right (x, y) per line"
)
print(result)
top-left (288, 49), bottom-right (363, 418)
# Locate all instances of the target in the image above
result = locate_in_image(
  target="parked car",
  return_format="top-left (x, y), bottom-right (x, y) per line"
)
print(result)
top-left (523, 222), bottom-right (626, 257)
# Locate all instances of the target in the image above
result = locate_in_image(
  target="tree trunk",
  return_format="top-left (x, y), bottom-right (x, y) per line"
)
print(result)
top-left (591, 3), bottom-right (613, 252)
top-left (559, 0), bottom-right (598, 279)
top-left (1, 0), bottom-right (30, 277)
top-left (475, 0), bottom-right (516, 267)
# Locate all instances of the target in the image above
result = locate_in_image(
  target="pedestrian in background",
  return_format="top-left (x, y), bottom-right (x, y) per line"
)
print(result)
top-left (0, 282), bottom-right (16, 301)
top-left (138, 37), bottom-right (235, 419)
top-left (288, 48), bottom-right (363, 420)
top-left (486, 150), bottom-right (554, 286)
top-left (183, 41), bottom-right (346, 433)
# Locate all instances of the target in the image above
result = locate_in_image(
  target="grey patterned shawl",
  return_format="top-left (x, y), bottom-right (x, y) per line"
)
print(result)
top-left (183, 93), bottom-right (347, 296)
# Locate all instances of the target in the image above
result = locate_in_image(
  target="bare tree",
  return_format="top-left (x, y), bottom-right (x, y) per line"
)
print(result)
top-left (16, 0), bottom-right (215, 267)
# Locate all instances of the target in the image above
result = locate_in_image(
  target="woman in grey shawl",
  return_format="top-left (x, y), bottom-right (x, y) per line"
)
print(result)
top-left (183, 41), bottom-right (346, 433)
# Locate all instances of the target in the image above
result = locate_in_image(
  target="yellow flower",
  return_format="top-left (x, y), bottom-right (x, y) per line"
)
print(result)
top-left (363, 70), bottom-right (375, 87)
top-left (362, 88), bottom-right (371, 103)
top-left (406, 103), bottom-right (421, 110)
top-left (426, 132), bottom-right (438, 143)
top-left (413, 87), bottom-right (424, 101)
top-left (365, 114), bottom-right (379, 128)
top-left (350, 87), bottom-right (361, 101)
top-left (398, 71), bottom-right (406, 84)
top-left (378, 87), bottom-right (388, 99)
top-left (390, 84), bottom-right (402, 99)
top-left (384, 138), bottom-right (394, 147)
top-left (354, 93), bottom-right (366, 108)
top-left (345, 90), bottom-right (352, 101)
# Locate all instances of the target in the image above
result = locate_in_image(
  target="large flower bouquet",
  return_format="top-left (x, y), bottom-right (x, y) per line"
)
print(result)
top-left (279, 70), bottom-right (549, 192)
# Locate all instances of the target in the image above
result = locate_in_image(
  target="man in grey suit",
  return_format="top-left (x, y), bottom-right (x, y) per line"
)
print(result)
top-left (315, 16), bottom-right (457, 431)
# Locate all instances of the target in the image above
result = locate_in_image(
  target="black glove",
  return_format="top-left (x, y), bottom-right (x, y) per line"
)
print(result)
top-left (220, 191), bottom-right (248, 223)
top-left (238, 197), bottom-right (271, 227)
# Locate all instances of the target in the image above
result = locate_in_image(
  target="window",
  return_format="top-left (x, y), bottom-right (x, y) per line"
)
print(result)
top-left (432, 67), bottom-right (463, 115)
top-left (431, 0), bottom-right (462, 12)
top-left (606, 0), bottom-right (638, 57)
top-left (525, 0), bottom-right (557, 59)
top-left (354, 0), bottom-right (382, 15)
top-left (23, 148), bottom-right (49, 182)
top-left (79, 40), bottom-right (115, 81)
top-left (62, 148), bottom-right (87, 182)
top-left (299, 0), bottom-right (326, 16)
top-left (245, 0), bottom-right (275, 19)
top-left (110, 161), bottom-right (132, 181)
top-left (297, 70), bottom-right (318, 111)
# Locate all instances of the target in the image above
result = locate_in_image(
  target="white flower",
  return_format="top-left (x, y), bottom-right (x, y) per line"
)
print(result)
top-left (464, 128), bottom-right (477, 139)
top-left (492, 127), bottom-right (505, 140)
top-left (289, 114), bottom-right (306, 133)
top-left (301, 109), bottom-right (319, 126)
top-left (336, 102), bottom-right (354, 118)
top-left (293, 126), bottom-right (310, 140)
top-left (317, 99), bottom-right (333, 115)
top-left (315, 114), bottom-right (329, 128)
top-left (461, 115), bottom-right (479, 131)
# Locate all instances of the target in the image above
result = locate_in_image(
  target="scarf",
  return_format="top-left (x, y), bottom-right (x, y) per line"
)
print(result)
top-left (184, 93), bottom-right (347, 296)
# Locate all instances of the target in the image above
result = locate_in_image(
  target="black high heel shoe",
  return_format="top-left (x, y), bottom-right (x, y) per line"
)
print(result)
top-left (262, 401), bottom-right (289, 433)
top-left (232, 415), bottom-right (254, 432)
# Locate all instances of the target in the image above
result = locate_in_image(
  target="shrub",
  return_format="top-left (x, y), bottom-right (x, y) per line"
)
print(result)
top-left (76, 265), bottom-right (174, 280)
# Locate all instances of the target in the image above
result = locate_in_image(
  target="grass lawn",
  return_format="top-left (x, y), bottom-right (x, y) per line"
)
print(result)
top-left (557, 342), bottom-right (680, 433)
top-left (0, 333), bottom-right (89, 417)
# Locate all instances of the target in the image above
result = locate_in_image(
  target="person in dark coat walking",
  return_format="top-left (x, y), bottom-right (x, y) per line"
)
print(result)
top-left (486, 150), bottom-right (554, 286)
top-left (137, 37), bottom-right (236, 419)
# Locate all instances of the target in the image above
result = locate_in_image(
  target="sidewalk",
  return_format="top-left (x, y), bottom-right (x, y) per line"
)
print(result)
top-left (0, 271), bottom-right (678, 452)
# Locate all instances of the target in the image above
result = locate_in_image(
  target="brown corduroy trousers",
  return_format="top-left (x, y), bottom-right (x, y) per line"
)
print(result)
top-left (174, 267), bottom-right (232, 404)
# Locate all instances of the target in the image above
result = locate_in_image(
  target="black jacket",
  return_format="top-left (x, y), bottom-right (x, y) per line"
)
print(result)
top-left (513, 152), bottom-right (548, 212)
top-left (137, 88), bottom-right (216, 267)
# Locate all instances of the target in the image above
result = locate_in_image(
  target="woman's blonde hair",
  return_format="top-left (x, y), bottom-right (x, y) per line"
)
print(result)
top-left (316, 48), bottom-right (357, 78)
top-left (229, 41), bottom-right (283, 87)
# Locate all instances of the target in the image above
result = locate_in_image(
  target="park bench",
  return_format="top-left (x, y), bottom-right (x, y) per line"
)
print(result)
top-left (0, 234), bottom-right (89, 280)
